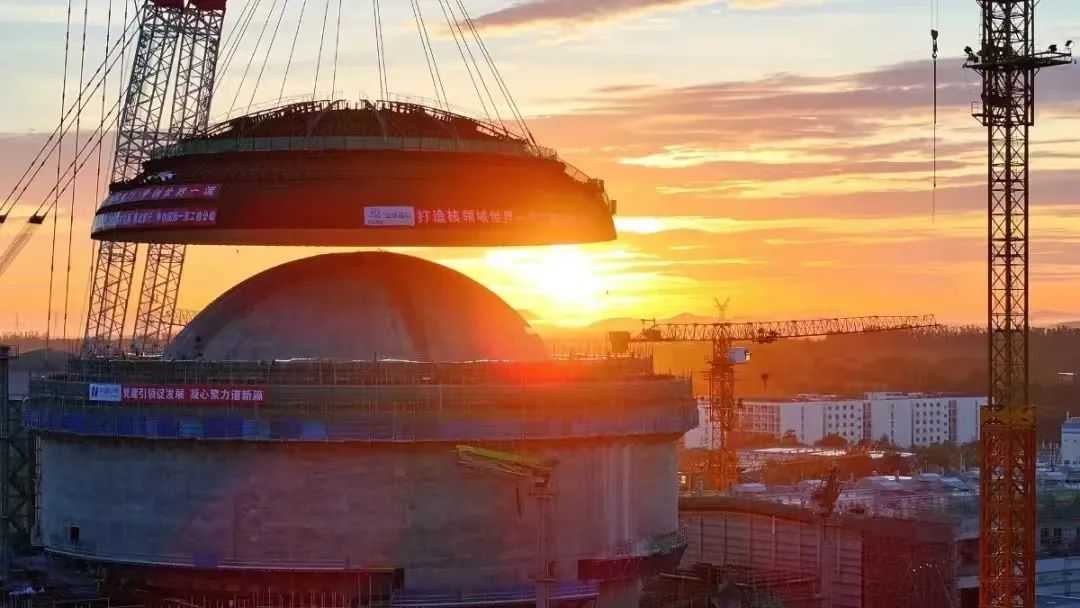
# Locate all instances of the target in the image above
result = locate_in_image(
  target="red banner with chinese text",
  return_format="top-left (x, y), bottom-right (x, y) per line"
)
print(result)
top-left (120, 385), bottom-right (265, 405)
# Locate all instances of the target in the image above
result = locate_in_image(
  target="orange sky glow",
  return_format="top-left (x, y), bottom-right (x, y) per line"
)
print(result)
top-left (2, 1), bottom-right (1080, 336)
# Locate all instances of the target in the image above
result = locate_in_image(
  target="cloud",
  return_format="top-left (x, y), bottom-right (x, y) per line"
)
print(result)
top-left (472, 0), bottom-right (825, 30)
top-left (524, 56), bottom-right (1080, 213)
top-left (473, 0), bottom-right (708, 30)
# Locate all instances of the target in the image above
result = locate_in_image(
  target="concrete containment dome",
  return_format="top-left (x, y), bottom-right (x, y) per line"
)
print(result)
top-left (91, 100), bottom-right (616, 247)
top-left (165, 251), bottom-right (547, 362)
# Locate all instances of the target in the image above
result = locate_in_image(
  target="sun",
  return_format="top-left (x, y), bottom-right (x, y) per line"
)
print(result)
top-left (483, 246), bottom-right (612, 322)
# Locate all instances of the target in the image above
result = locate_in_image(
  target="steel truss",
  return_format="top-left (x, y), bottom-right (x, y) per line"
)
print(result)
top-left (635, 315), bottom-right (937, 343)
top-left (84, 0), bottom-right (225, 357)
top-left (0, 346), bottom-right (33, 580)
top-left (966, 2), bottom-right (1072, 607)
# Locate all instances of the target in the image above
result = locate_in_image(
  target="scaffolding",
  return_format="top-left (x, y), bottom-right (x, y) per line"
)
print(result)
top-left (679, 495), bottom-right (959, 608)
top-left (641, 564), bottom-right (819, 608)
top-left (25, 357), bottom-right (695, 444)
top-left (60, 357), bottom-right (659, 387)
top-left (1, 345), bottom-right (35, 583)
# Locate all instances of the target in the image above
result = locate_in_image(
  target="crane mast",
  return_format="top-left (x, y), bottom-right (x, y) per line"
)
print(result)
top-left (83, 0), bottom-right (225, 356)
top-left (965, 3), bottom-right (1072, 607)
top-left (631, 315), bottom-right (938, 491)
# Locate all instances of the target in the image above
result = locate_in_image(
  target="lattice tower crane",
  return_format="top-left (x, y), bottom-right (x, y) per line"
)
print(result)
top-left (455, 445), bottom-right (558, 608)
top-left (623, 315), bottom-right (939, 491)
top-left (962, 3), bottom-right (1074, 607)
top-left (83, 0), bottom-right (226, 356)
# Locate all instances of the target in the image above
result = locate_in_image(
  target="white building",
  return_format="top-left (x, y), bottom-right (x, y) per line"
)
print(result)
top-left (1060, 418), bottom-right (1080, 465)
top-left (684, 397), bottom-right (712, 449)
top-left (739, 392), bottom-right (985, 448)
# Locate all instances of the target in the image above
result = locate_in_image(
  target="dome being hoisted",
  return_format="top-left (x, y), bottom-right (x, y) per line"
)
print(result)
top-left (165, 251), bottom-right (548, 362)
top-left (92, 101), bottom-right (616, 248)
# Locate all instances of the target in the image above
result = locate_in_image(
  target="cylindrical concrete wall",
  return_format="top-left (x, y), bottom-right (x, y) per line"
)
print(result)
top-left (41, 434), bottom-right (679, 591)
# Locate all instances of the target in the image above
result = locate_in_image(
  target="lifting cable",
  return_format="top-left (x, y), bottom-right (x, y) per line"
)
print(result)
top-left (454, 0), bottom-right (536, 143)
top-left (278, 0), bottom-right (310, 104)
top-left (313, 0), bottom-right (331, 100)
top-left (931, 0), bottom-right (940, 222)
top-left (84, 0), bottom-right (120, 350)
top-left (331, 0), bottom-right (342, 97)
top-left (411, 0), bottom-right (447, 109)
top-left (1, 97), bottom-right (125, 280)
top-left (441, 0), bottom-right (502, 125)
top-left (0, 78), bottom-right (127, 280)
top-left (214, 0), bottom-right (261, 98)
top-left (243, 0), bottom-right (289, 115)
top-left (435, 0), bottom-right (492, 122)
top-left (0, 10), bottom-right (142, 220)
top-left (47, 0), bottom-right (76, 358)
top-left (64, 0), bottom-right (92, 346)
top-left (228, 0), bottom-right (283, 117)
top-left (372, 0), bottom-right (388, 100)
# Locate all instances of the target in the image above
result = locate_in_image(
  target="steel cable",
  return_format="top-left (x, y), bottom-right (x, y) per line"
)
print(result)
top-left (455, 0), bottom-right (535, 142)
top-left (228, 0), bottom-right (283, 117)
top-left (278, 0), bottom-right (310, 104)
top-left (331, 0), bottom-right (342, 97)
top-left (435, 0), bottom-right (492, 122)
top-left (313, 0), bottom-right (331, 100)
top-left (63, 0), bottom-right (92, 345)
top-left (246, 0), bottom-right (290, 112)
top-left (0, 10), bottom-right (142, 218)
top-left (410, 0), bottom-right (446, 108)
top-left (47, 0), bottom-right (77, 359)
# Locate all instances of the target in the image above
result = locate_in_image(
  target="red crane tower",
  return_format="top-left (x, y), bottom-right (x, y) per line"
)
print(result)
top-left (627, 315), bottom-right (938, 491)
top-left (84, 0), bottom-right (227, 356)
top-left (964, 3), bottom-right (1073, 607)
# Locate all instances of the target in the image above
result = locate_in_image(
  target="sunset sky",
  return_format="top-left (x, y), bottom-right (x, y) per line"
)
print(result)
top-left (1, 0), bottom-right (1079, 336)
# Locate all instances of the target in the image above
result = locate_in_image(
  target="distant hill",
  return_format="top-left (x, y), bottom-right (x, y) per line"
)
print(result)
top-left (536, 312), bottom-right (722, 340)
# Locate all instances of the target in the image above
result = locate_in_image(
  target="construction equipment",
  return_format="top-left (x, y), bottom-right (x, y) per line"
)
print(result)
top-left (627, 315), bottom-right (938, 491)
top-left (963, 3), bottom-right (1074, 607)
top-left (83, 0), bottom-right (226, 357)
top-left (455, 445), bottom-right (558, 608)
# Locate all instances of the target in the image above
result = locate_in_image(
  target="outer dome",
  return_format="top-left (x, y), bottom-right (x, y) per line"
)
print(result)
top-left (91, 100), bottom-right (616, 247)
top-left (165, 252), bottom-right (547, 361)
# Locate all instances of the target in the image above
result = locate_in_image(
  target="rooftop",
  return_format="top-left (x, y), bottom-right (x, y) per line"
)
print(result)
top-left (743, 392), bottom-right (984, 404)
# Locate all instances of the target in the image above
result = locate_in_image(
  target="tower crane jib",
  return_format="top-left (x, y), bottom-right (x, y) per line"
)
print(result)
top-left (629, 315), bottom-right (939, 491)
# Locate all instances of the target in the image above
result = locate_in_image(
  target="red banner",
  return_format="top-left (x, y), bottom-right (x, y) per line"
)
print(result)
top-left (121, 385), bottom-right (265, 405)
top-left (92, 207), bottom-right (218, 233)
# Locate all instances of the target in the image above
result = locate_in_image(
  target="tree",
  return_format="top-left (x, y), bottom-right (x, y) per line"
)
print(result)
top-left (816, 433), bottom-right (848, 448)
top-left (780, 429), bottom-right (801, 447)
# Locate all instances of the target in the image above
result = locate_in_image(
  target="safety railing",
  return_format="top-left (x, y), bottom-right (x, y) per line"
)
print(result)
top-left (45, 541), bottom-right (385, 572)
top-left (57, 357), bottom-right (659, 387)
top-left (595, 525), bottom-right (688, 560)
top-left (150, 136), bottom-right (553, 162)
top-left (390, 582), bottom-right (598, 607)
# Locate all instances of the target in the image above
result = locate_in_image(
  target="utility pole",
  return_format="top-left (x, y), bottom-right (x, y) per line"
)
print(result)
top-left (964, 4), bottom-right (1073, 606)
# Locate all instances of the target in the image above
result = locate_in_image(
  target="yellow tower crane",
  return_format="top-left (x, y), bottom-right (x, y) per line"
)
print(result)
top-left (622, 314), bottom-right (939, 491)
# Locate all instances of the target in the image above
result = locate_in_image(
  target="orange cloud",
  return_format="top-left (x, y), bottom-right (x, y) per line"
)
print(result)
top-left (472, 0), bottom-right (825, 30)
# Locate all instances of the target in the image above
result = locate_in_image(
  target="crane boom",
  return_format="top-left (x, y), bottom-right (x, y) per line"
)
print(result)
top-left (631, 314), bottom-right (938, 491)
top-left (631, 314), bottom-right (937, 344)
